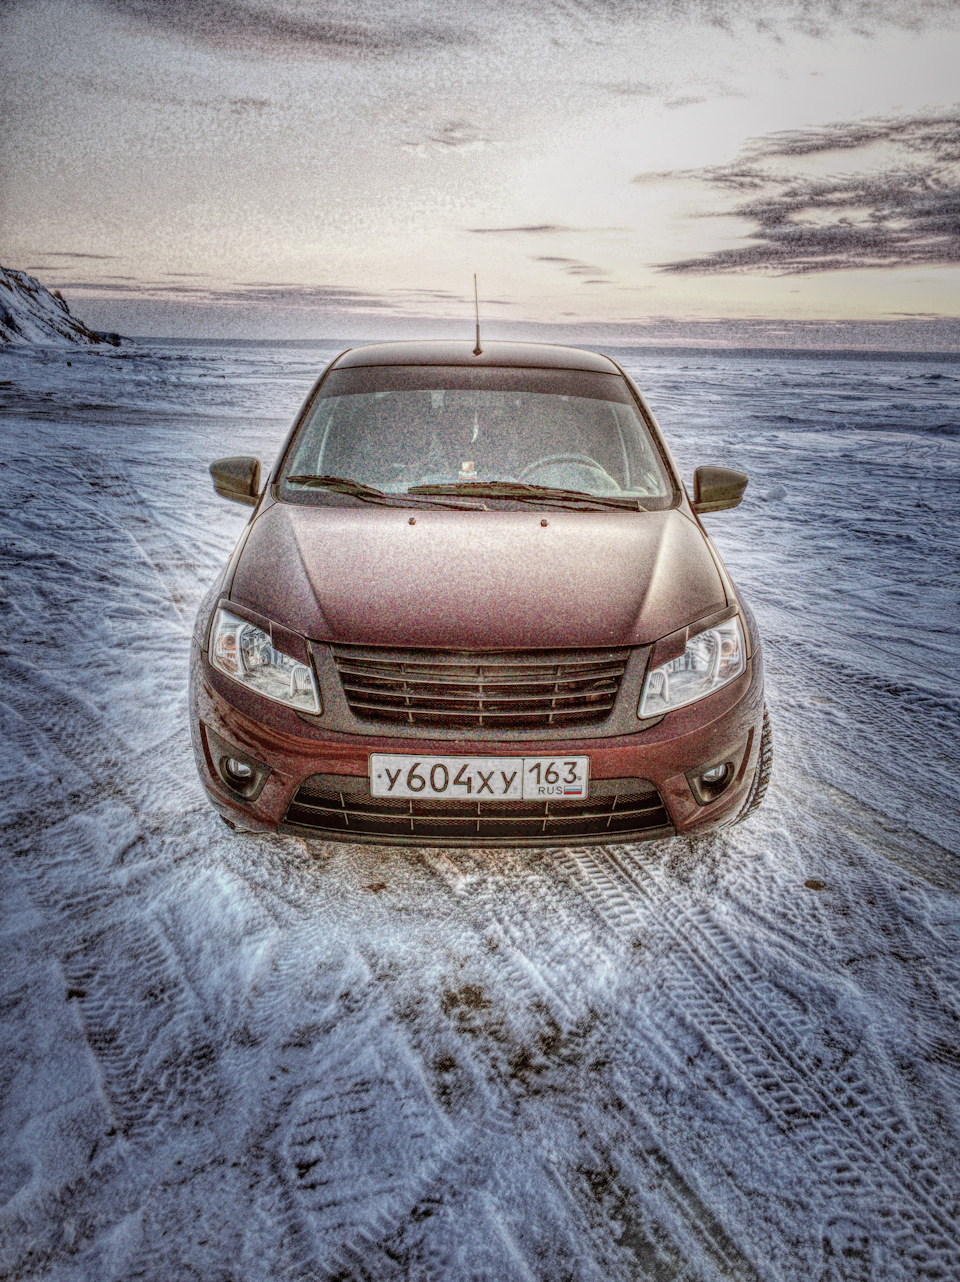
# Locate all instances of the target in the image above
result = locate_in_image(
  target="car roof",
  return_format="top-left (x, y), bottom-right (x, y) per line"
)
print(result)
top-left (331, 339), bottom-right (621, 374)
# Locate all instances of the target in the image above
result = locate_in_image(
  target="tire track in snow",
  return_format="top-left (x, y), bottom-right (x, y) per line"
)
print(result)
top-left (138, 845), bottom-right (490, 1279)
top-left (560, 842), bottom-right (960, 1278)
top-left (3, 454), bottom-right (202, 626)
top-left (331, 845), bottom-right (767, 1282)
top-left (474, 851), bottom-right (766, 1282)
top-left (54, 447), bottom-right (217, 621)
top-left (247, 861), bottom-right (539, 1279)
top-left (246, 949), bottom-right (456, 1279)
top-left (12, 807), bottom-right (227, 1145)
top-left (293, 848), bottom-right (618, 1279)
top-left (0, 818), bottom-right (313, 1282)
top-left (817, 783), bottom-right (960, 892)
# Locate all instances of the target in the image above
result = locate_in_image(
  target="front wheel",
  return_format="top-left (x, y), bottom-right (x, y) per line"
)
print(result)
top-left (737, 705), bottom-right (773, 823)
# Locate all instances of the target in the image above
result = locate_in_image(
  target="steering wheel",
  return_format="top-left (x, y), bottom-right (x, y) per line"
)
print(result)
top-left (518, 453), bottom-right (605, 482)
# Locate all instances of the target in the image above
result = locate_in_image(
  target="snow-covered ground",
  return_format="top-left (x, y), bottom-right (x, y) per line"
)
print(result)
top-left (1, 340), bottom-right (958, 1281)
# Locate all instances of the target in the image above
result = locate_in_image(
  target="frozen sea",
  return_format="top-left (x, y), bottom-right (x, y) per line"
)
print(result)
top-left (0, 339), bottom-right (958, 1281)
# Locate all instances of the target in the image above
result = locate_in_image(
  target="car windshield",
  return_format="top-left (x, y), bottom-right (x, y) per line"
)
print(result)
top-left (278, 365), bottom-right (674, 509)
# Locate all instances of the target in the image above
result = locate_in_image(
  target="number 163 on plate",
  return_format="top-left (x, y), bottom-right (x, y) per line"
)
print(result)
top-left (369, 754), bottom-right (590, 800)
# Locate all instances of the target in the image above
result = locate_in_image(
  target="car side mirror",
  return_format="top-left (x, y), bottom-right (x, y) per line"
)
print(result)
top-left (691, 465), bottom-right (748, 514)
top-left (210, 456), bottom-right (261, 507)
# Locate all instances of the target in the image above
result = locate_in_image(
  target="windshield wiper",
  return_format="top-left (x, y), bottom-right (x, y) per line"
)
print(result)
top-left (285, 475), bottom-right (486, 510)
top-left (407, 480), bottom-right (646, 510)
top-left (287, 474), bottom-right (393, 501)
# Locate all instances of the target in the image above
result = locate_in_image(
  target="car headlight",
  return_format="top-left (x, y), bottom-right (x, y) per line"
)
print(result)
top-left (209, 607), bottom-right (321, 713)
top-left (640, 616), bottom-right (745, 717)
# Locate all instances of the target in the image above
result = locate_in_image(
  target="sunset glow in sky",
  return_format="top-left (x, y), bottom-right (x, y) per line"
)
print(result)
top-left (3, 0), bottom-right (959, 340)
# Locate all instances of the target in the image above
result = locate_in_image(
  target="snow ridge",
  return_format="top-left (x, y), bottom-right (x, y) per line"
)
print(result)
top-left (0, 265), bottom-right (121, 346)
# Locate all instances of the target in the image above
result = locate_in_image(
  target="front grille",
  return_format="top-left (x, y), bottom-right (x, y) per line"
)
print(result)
top-left (283, 774), bottom-right (672, 845)
top-left (332, 645), bottom-right (629, 730)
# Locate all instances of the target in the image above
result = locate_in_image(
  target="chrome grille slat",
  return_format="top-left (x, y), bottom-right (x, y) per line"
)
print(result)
top-left (333, 645), bottom-right (629, 729)
top-left (338, 672), bottom-right (624, 693)
top-left (335, 660), bottom-right (627, 680)
top-left (343, 703), bottom-right (616, 723)
top-left (340, 680), bottom-right (621, 700)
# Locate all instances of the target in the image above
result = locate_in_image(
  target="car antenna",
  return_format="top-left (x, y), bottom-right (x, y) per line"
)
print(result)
top-left (473, 273), bottom-right (483, 356)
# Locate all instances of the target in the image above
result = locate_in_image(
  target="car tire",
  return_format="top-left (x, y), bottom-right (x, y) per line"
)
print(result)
top-left (737, 705), bottom-right (772, 823)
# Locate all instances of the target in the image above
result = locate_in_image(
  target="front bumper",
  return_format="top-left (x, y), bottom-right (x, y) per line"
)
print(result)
top-left (190, 641), bottom-right (765, 846)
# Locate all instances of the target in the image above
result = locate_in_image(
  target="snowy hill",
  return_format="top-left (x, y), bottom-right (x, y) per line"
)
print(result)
top-left (0, 264), bottom-right (121, 345)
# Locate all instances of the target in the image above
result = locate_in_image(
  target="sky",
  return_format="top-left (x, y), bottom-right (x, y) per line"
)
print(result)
top-left (2, 0), bottom-right (959, 343)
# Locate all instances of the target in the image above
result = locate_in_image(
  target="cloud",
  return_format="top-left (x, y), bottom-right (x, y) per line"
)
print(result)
top-left (49, 278), bottom-right (487, 313)
top-left (599, 81), bottom-right (657, 97)
top-left (400, 120), bottom-right (491, 152)
top-left (58, 280), bottom-right (394, 307)
top-left (585, 0), bottom-right (957, 37)
top-left (224, 96), bottom-right (271, 112)
top-left (73, 74), bottom-right (274, 111)
top-left (664, 95), bottom-right (708, 109)
top-left (596, 77), bottom-right (746, 106)
top-left (65, 0), bottom-right (958, 71)
top-left (53, 0), bottom-right (960, 83)
top-left (653, 108), bottom-right (960, 274)
top-left (467, 224), bottom-right (628, 238)
top-left (525, 0), bottom-right (960, 50)
top-left (467, 224), bottom-right (582, 235)
top-left (90, 0), bottom-right (460, 58)
top-left (37, 251), bottom-right (120, 260)
top-left (532, 255), bottom-right (610, 281)
top-left (740, 111), bottom-right (960, 164)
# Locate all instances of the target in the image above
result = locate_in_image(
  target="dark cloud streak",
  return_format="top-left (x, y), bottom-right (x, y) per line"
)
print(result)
top-left (742, 113), bottom-right (960, 162)
top-left (532, 255), bottom-right (610, 280)
top-left (50, 0), bottom-right (960, 68)
top-left (467, 224), bottom-right (581, 235)
top-left (401, 121), bottom-right (491, 151)
top-left (90, 0), bottom-right (461, 58)
top-left (50, 278), bottom-right (484, 313)
top-left (563, 0), bottom-right (957, 38)
top-left (655, 109), bottom-right (960, 274)
top-left (40, 251), bottom-right (120, 260)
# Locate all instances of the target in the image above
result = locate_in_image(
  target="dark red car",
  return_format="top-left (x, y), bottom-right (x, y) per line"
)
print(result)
top-left (190, 340), bottom-right (771, 845)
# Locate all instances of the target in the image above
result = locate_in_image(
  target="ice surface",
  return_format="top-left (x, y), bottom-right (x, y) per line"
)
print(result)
top-left (0, 340), bottom-right (958, 1280)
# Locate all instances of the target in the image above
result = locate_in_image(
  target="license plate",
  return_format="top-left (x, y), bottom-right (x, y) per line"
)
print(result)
top-left (369, 754), bottom-right (589, 800)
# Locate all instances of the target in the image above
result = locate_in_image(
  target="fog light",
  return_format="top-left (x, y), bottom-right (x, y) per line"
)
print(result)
top-left (687, 757), bottom-right (735, 805)
top-left (203, 724), bottom-right (271, 802)
top-left (685, 736), bottom-right (749, 807)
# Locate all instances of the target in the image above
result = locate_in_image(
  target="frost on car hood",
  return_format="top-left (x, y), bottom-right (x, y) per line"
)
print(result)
top-left (229, 500), bottom-right (727, 649)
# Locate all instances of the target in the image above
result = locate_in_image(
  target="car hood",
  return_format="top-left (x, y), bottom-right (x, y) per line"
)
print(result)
top-left (229, 501), bottom-right (727, 650)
